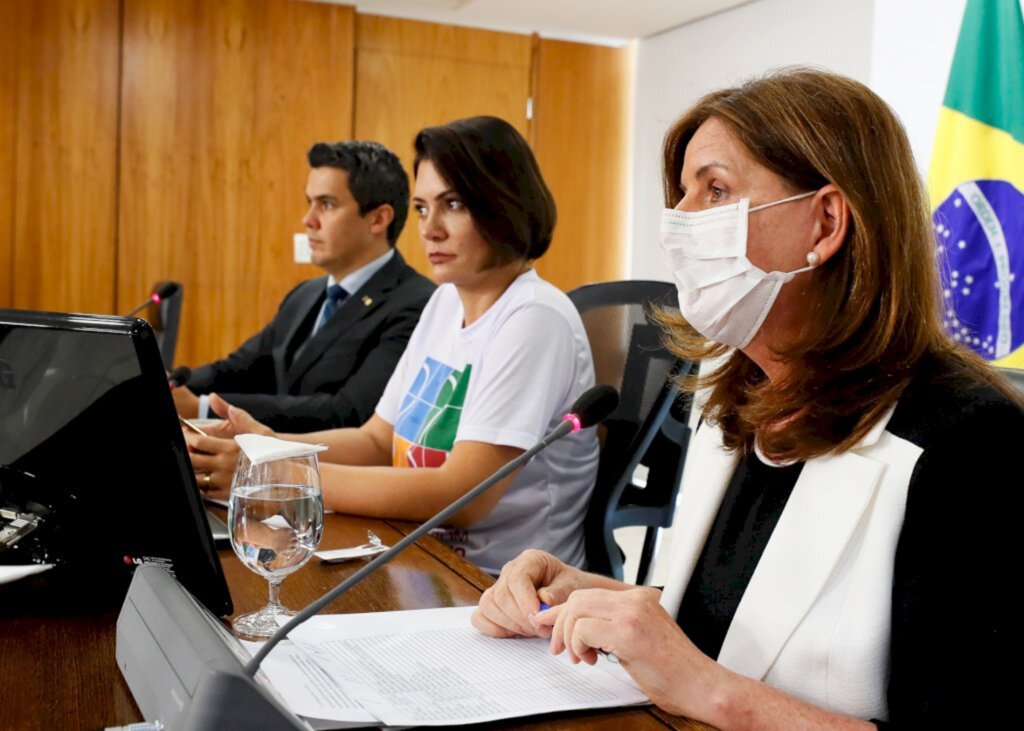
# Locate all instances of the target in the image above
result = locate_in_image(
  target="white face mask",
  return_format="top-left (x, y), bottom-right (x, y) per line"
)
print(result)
top-left (658, 191), bottom-right (817, 349)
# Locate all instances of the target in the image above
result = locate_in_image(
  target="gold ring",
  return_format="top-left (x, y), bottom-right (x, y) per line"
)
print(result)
top-left (203, 473), bottom-right (212, 489)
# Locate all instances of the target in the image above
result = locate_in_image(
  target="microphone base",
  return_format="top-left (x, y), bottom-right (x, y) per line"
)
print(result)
top-left (116, 566), bottom-right (306, 731)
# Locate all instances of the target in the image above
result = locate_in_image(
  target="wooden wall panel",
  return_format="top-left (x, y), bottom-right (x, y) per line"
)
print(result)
top-left (0, 1), bottom-right (16, 308)
top-left (353, 15), bottom-right (532, 276)
top-left (4, 0), bottom-right (628, 360)
top-left (531, 39), bottom-right (631, 291)
top-left (12, 0), bottom-right (120, 314)
top-left (118, 0), bottom-right (354, 367)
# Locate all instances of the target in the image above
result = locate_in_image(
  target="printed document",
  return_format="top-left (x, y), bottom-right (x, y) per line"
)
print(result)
top-left (241, 640), bottom-right (377, 725)
top-left (255, 605), bottom-right (649, 726)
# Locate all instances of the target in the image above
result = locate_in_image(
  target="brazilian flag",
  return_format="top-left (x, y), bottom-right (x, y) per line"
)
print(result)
top-left (929, 0), bottom-right (1024, 366)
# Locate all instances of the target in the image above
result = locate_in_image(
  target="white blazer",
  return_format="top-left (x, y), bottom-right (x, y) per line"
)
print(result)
top-left (659, 408), bottom-right (922, 720)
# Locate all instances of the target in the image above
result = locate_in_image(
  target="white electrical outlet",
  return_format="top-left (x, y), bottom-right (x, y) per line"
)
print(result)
top-left (293, 233), bottom-right (312, 264)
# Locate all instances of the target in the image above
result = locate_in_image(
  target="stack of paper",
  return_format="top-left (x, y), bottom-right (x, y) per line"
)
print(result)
top-left (247, 605), bottom-right (649, 728)
top-left (0, 564), bottom-right (52, 585)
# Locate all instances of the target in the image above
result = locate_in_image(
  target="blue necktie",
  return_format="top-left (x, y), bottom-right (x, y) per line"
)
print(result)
top-left (316, 284), bottom-right (348, 333)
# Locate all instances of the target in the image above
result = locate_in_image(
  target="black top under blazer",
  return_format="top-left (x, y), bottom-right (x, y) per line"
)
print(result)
top-left (187, 250), bottom-right (435, 432)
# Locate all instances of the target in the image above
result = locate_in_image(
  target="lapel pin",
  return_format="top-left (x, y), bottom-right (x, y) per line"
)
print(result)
top-left (362, 295), bottom-right (373, 306)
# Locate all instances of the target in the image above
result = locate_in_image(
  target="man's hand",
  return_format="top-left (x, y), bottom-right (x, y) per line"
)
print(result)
top-left (171, 384), bottom-right (200, 418)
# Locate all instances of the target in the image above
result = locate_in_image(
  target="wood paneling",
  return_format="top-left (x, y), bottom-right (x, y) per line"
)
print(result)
top-left (356, 13), bottom-right (532, 66)
top-left (532, 39), bottom-right (631, 291)
top-left (118, 0), bottom-right (354, 367)
top-left (353, 15), bottom-right (533, 275)
top-left (5, 1), bottom-right (629, 358)
top-left (12, 0), bottom-right (121, 314)
top-left (0, 1), bottom-right (16, 308)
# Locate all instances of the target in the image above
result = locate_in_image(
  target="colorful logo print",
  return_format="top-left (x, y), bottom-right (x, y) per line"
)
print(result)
top-left (393, 357), bottom-right (472, 468)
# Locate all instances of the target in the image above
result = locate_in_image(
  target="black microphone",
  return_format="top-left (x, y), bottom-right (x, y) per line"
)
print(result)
top-left (243, 383), bottom-right (619, 675)
top-left (168, 365), bottom-right (192, 390)
top-left (126, 281), bottom-right (179, 317)
top-left (564, 383), bottom-right (619, 429)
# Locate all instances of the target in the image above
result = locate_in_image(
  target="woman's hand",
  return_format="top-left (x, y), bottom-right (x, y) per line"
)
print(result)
top-left (184, 432), bottom-right (239, 499)
top-left (207, 393), bottom-right (274, 437)
top-left (534, 587), bottom-right (728, 720)
top-left (185, 395), bottom-right (275, 497)
top-left (471, 549), bottom-right (585, 639)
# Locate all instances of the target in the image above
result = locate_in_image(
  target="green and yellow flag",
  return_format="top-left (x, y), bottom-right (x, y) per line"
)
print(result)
top-left (928, 0), bottom-right (1024, 366)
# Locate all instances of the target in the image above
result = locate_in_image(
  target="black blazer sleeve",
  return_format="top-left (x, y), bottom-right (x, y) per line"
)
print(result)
top-left (221, 292), bottom-right (429, 431)
top-left (185, 281), bottom-right (313, 395)
top-left (204, 253), bottom-right (434, 432)
top-left (876, 389), bottom-right (1021, 729)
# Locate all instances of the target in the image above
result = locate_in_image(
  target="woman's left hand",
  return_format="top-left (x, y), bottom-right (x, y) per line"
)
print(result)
top-left (185, 431), bottom-right (239, 499)
top-left (533, 587), bottom-right (728, 719)
top-left (208, 393), bottom-right (274, 437)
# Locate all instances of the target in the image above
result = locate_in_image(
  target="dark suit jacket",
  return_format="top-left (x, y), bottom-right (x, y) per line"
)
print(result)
top-left (188, 250), bottom-right (435, 431)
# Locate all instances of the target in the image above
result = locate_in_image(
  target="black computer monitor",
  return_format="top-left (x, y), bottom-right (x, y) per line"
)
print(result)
top-left (0, 309), bottom-right (232, 616)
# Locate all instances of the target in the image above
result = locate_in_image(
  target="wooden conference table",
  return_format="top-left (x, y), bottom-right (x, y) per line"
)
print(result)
top-left (0, 512), bottom-right (711, 731)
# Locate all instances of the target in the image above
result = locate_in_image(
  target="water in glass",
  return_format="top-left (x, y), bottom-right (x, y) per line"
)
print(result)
top-left (231, 484), bottom-right (323, 578)
top-left (228, 451), bottom-right (324, 640)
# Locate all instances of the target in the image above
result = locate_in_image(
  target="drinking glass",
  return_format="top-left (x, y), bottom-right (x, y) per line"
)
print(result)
top-left (228, 451), bottom-right (324, 639)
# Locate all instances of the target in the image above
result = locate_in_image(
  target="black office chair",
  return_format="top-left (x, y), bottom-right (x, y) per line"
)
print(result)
top-left (569, 281), bottom-right (696, 584)
top-left (145, 280), bottom-right (183, 371)
top-left (997, 367), bottom-right (1024, 399)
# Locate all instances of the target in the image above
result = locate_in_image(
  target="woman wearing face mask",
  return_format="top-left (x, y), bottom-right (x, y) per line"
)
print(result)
top-left (187, 116), bottom-right (599, 575)
top-left (472, 69), bottom-right (1021, 727)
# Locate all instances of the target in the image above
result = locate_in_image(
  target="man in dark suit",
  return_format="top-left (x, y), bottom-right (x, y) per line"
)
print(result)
top-left (173, 141), bottom-right (435, 432)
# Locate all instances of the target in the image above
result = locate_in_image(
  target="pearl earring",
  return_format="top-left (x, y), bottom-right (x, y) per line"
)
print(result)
top-left (806, 251), bottom-right (820, 266)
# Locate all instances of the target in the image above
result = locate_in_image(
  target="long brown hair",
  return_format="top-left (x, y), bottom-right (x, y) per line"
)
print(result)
top-left (660, 68), bottom-right (1011, 462)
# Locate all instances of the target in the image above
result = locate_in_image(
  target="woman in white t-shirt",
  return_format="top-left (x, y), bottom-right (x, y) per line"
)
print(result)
top-left (188, 117), bottom-right (599, 573)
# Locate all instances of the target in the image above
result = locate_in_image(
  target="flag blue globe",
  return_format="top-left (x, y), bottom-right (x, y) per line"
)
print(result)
top-left (933, 179), bottom-right (1024, 360)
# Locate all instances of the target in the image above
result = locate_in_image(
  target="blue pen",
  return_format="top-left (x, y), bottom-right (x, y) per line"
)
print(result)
top-left (537, 602), bottom-right (620, 663)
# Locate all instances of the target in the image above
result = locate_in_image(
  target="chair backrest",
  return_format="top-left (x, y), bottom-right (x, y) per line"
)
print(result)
top-left (998, 367), bottom-right (1024, 399)
top-left (568, 281), bottom-right (695, 580)
top-left (145, 280), bottom-right (183, 371)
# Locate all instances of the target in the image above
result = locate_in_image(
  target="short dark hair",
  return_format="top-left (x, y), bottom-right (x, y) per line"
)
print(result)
top-left (306, 140), bottom-right (409, 246)
top-left (413, 116), bottom-right (556, 262)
